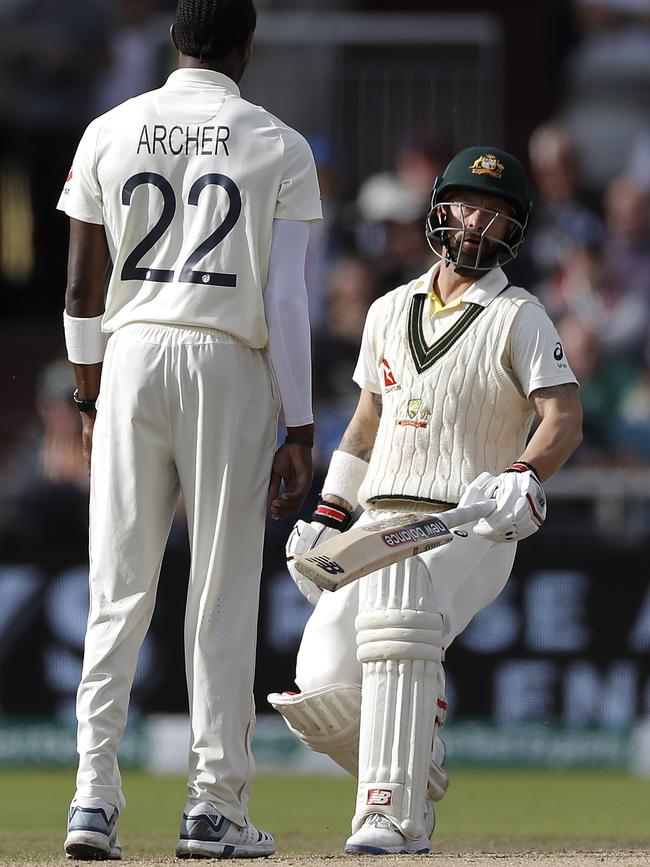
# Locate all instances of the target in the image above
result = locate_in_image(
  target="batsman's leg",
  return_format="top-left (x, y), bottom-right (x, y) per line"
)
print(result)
top-left (346, 555), bottom-right (443, 854)
top-left (270, 511), bottom-right (449, 805)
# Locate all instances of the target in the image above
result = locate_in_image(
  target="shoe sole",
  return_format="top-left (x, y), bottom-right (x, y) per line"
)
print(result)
top-left (344, 843), bottom-right (430, 855)
top-left (176, 840), bottom-right (276, 859)
top-left (65, 831), bottom-right (121, 860)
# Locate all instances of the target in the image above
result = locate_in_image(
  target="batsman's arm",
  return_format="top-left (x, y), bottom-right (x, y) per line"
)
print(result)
top-left (284, 388), bottom-right (380, 600)
top-left (519, 383), bottom-right (583, 481)
top-left (321, 388), bottom-right (382, 511)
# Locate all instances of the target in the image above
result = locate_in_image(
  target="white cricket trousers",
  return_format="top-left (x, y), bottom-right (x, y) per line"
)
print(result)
top-left (74, 322), bottom-right (279, 825)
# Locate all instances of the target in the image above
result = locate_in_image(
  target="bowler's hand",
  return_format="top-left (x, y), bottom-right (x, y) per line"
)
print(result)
top-left (268, 443), bottom-right (313, 520)
top-left (81, 412), bottom-right (96, 475)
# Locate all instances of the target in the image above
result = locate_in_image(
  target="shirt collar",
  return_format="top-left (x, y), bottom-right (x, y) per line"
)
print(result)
top-left (413, 261), bottom-right (510, 308)
top-left (164, 68), bottom-right (240, 97)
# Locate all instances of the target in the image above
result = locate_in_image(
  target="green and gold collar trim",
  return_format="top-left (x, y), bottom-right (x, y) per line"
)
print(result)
top-left (407, 293), bottom-right (484, 373)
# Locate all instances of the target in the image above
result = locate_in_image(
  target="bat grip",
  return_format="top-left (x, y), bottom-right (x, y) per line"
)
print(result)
top-left (441, 499), bottom-right (495, 530)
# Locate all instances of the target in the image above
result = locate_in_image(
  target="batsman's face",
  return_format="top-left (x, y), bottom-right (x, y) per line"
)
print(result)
top-left (438, 191), bottom-right (517, 267)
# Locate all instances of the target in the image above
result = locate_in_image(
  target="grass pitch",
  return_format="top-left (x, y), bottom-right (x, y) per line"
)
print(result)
top-left (1, 767), bottom-right (649, 861)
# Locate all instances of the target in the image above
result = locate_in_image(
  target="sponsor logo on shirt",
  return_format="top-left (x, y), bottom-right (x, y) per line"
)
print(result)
top-left (554, 341), bottom-right (568, 368)
top-left (61, 167), bottom-right (73, 196)
top-left (381, 358), bottom-right (401, 393)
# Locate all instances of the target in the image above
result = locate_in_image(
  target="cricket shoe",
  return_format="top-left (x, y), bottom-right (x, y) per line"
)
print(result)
top-left (176, 802), bottom-right (276, 859)
top-left (344, 803), bottom-right (433, 855)
top-left (64, 798), bottom-right (122, 860)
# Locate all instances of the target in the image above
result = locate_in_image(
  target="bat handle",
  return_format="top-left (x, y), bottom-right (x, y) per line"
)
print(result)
top-left (441, 499), bottom-right (495, 530)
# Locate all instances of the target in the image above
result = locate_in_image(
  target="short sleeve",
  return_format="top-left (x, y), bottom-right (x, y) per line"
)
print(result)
top-left (509, 302), bottom-right (578, 397)
top-left (274, 129), bottom-right (322, 222)
top-left (353, 297), bottom-right (385, 394)
top-left (56, 119), bottom-right (104, 225)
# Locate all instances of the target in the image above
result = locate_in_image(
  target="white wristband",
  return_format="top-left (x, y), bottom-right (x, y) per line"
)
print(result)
top-left (63, 311), bottom-right (108, 364)
top-left (322, 450), bottom-right (369, 509)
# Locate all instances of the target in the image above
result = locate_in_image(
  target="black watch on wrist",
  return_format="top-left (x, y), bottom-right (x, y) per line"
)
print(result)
top-left (73, 389), bottom-right (97, 413)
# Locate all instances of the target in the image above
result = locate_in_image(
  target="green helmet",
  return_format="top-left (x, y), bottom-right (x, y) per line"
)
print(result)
top-left (426, 146), bottom-right (533, 273)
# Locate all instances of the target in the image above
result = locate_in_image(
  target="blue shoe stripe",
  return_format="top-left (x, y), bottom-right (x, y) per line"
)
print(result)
top-left (68, 806), bottom-right (117, 837)
top-left (179, 812), bottom-right (232, 843)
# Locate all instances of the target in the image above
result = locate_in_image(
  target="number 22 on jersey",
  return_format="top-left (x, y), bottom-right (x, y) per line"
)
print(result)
top-left (121, 172), bottom-right (241, 287)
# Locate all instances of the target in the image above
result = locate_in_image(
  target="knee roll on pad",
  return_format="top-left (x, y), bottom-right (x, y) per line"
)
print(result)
top-left (267, 684), bottom-right (360, 776)
top-left (355, 608), bottom-right (443, 663)
top-left (355, 554), bottom-right (443, 665)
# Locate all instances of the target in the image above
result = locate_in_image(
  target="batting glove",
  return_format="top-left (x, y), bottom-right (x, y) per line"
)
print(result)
top-left (473, 461), bottom-right (546, 543)
top-left (286, 500), bottom-right (354, 605)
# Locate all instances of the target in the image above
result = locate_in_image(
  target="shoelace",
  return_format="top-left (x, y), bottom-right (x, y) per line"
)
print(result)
top-left (366, 814), bottom-right (402, 834)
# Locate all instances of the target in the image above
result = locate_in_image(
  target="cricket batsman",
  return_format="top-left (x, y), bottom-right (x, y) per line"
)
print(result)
top-left (270, 146), bottom-right (583, 854)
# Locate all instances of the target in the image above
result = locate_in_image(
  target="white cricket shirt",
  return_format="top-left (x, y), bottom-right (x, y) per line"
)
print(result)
top-left (354, 263), bottom-right (577, 399)
top-left (57, 69), bottom-right (322, 348)
top-left (353, 263), bottom-right (578, 508)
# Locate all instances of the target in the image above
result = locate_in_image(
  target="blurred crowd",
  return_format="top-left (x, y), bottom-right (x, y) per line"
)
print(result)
top-left (308, 113), bottom-right (650, 474)
top-left (1, 0), bottom-right (650, 548)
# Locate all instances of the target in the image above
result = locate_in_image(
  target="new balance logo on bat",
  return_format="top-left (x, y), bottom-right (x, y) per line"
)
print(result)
top-left (382, 518), bottom-right (447, 548)
top-left (306, 555), bottom-right (345, 575)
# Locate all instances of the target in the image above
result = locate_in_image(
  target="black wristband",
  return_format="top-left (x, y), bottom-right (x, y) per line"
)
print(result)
top-left (284, 434), bottom-right (314, 448)
top-left (73, 389), bottom-right (97, 413)
top-left (312, 498), bottom-right (353, 531)
top-left (505, 460), bottom-right (541, 481)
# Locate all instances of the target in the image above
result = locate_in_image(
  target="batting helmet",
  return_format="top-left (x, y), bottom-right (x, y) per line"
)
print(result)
top-left (426, 146), bottom-right (532, 274)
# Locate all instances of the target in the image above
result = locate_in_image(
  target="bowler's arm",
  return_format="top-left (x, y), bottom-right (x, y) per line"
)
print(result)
top-left (65, 218), bottom-right (109, 400)
top-left (65, 218), bottom-right (110, 469)
top-left (322, 388), bottom-right (382, 511)
top-left (519, 383), bottom-right (583, 481)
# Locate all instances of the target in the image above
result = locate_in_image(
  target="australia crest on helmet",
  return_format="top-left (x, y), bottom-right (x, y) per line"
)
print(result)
top-left (469, 153), bottom-right (505, 180)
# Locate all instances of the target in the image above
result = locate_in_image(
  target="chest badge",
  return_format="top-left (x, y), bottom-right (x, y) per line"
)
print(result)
top-left (396, 398), bottom-right (431, 429)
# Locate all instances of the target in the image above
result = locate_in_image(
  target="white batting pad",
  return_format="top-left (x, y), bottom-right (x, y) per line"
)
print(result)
top-left (353, 556), bottom-right (443, 839)
top-left (267, 684), bottom-right (361, 776)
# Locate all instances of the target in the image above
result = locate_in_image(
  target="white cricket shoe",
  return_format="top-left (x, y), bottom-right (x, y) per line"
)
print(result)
top-left (344, 812), bottom-right (431, 855)
top-left (64, 798), bottom-right (122, 860)
top-left (176, 802), bottom-right (276, 859)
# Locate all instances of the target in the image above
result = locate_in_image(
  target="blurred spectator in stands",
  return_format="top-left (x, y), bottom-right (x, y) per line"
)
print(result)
top-left (394, 133), bottom-right (452, 213)
top-left (539, 222), bottom-right (648, 362)
top-left (304, 135), bottom-right (347, 330)
top-left (511, 122), bottom-right (601, 288)
top-left (614, 368), bottom-right (650, 463)
top-left (0, 0), bottom-right (110, 313)
top-left (561, 0), bottom-right (650, 193)
top-left (312, 256), bottom-right (377, 467)
top-left (626, 127), bottom-right (650, 192)
top-left (0, 359), bottom-right (88, 552)
top-left (354, 172), bottom-right (433, 295)
top-left (601, 174), bottom-right (650, 304)
top-left (557, 314), bottom-right (637, 463)
top-left (94, 0), bottom-right (169, 114)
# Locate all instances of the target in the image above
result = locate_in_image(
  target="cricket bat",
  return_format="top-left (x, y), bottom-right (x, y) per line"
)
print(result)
top-left (294, 500), bottom-right (495, 592)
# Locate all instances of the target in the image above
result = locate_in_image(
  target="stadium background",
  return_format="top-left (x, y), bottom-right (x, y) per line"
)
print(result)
top-left (1, 0), bottom-right (650, 782)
